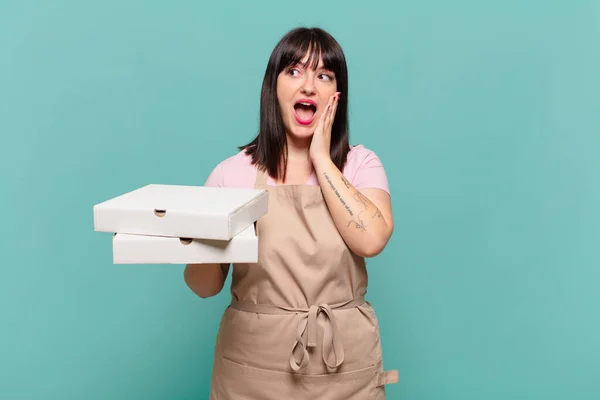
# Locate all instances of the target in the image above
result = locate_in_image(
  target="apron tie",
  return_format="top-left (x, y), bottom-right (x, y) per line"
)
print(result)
top-left (290, 303), bottom-right (345, 371)
top-left (229, 296), bottom-right (365, 372)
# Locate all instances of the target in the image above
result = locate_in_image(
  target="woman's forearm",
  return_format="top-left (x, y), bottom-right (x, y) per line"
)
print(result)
top-left (184, 263), bottom-right (229, 298)
top-left (314, 157), bottom-right (393, 258)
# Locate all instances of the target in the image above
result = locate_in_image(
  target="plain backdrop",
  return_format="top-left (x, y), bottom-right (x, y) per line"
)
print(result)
top-left (1, 1), bottom-right (599, 399)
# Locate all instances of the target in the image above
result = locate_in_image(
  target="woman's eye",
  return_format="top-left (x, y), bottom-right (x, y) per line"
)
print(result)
top-left (319, 73), bottom-right (334, 81)
top-left (288, 68), bottom-right (300, 76)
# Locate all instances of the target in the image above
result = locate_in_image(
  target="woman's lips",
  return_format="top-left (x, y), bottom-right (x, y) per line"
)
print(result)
top-left (293, 99), bottom-right (317, 125)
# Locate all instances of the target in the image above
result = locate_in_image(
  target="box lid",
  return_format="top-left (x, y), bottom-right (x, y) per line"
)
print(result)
top-left (93, 184), bottom-right (268, 240)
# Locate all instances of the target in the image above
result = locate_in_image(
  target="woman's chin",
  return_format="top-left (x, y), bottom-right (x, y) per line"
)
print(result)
top-left (286, 127), bottom-right (314, 141)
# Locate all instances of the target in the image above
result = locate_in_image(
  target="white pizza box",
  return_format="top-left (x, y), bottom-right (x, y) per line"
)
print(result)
top-left (112, 224), bottom-right (258, 264)
top-left (93, 184), bottom-right (268, 240)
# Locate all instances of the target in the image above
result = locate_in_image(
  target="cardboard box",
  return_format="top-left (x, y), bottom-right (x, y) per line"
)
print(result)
top-left (112, 224), bottom-right (258, 264)
top-left (93, 184), bottom-right (268, 240)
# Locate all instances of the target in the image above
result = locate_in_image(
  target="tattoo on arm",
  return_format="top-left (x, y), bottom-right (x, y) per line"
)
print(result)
top-left (353, 191), bottom-right (371, 210)
top-left (347, 218), bottom-right (366, 231)
top-left (341, 176), bottom-right (351, 188)
top-left (324, 172), bottom-right (384, 231)
top-left (346, 191), bottom-right (370, 231)
top-left (323, 172), bottom-right (354, 216)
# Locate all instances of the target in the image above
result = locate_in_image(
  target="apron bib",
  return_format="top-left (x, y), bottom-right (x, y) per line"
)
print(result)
top-left (209, 167), bottom-right (398, 399)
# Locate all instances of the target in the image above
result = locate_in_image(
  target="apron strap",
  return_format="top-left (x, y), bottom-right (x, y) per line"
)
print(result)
top-left (289, 303), bottom-right (345, 371)
top-left (254, 167), bottom-right (268, 187)
top-left (229, 296), bottom-right (365, 371)
top-left (374, 370), bottom-right (399, 387)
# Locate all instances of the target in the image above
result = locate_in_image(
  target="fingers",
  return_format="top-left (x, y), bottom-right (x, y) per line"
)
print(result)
top-left (329, 92), bottom-right (340, 126)
top-left (326, 92), bottom-right (340, 127)
top-left (315, 92), bottom-right (340, 135)
top-left (314, 106), bottom-right (327, 134)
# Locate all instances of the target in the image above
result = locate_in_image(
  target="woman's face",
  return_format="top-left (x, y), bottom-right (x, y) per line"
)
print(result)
top-left (276, 53), bottom-right (338, 141)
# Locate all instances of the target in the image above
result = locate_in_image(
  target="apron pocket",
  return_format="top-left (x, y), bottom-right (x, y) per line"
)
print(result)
top-left (215, 356), bottom-right (396, 400)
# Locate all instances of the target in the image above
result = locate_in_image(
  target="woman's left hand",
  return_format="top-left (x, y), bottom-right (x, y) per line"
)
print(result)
top-left (309, 92), bottom-right (340, 167)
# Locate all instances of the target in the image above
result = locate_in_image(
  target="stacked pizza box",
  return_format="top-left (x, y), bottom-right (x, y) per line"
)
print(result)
top-left (93, 184), bottom-right (268, 264)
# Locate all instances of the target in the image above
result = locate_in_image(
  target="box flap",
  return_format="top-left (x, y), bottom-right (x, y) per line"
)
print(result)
top-left (95, 184), bottom-right (267, 215)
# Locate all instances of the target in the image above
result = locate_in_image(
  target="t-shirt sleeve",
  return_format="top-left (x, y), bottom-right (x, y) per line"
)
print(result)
top-left (352, 149), bottom-right (390, 195)
top-left (204, 163), bottom-right (224, 187)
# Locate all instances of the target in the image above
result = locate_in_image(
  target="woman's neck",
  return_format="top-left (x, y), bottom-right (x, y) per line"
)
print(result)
top-left (285, 134), bottom-right (311, 162)
top-left (273, 134), bottom-right (314, 184)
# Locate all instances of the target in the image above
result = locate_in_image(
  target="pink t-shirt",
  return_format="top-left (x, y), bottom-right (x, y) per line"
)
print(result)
top-left (204, 144), bottom-right (390, 194)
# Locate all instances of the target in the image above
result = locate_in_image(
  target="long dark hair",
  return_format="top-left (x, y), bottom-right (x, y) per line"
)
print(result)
top-left (239, 27), bottom-right (350, 182)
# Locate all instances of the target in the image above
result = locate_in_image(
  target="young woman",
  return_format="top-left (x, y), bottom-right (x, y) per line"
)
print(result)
top-left (185, 26), bottom-right (398, 399)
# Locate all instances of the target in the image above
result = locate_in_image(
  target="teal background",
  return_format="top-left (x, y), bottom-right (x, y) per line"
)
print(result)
top-left (1, 1), bottom-right (599, 399)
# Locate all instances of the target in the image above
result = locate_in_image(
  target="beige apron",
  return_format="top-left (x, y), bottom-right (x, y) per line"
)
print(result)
top-left (209, 167), bottom-right (398, 399)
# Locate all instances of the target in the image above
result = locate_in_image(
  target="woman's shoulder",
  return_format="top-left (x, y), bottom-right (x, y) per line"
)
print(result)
top-left (344, 144), bottom-right (390, 194)
top-left (345, 144), bottom-right (386, 171)
top-left (218, 148), bottom-right (254, 170)
top-left (204, 149), bottom-right (257, 188)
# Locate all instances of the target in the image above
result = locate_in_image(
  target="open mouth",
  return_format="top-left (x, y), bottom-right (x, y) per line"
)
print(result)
top-left (293, 100), bottom-right (317, 125)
